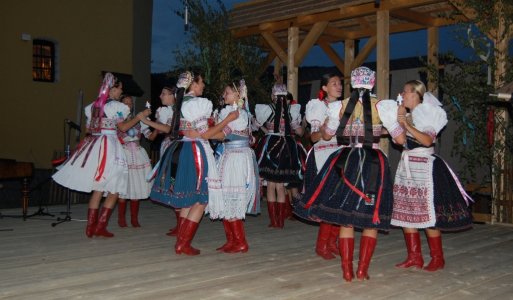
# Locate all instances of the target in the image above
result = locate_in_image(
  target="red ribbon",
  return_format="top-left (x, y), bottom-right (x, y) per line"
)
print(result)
top-left (94, 136), bottom-right (108, 181)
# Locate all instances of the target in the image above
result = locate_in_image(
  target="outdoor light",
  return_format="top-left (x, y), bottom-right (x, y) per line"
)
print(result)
top-left (184, 0), bottom-right (189, 32)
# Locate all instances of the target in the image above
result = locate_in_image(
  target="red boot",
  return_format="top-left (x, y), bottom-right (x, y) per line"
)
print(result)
top-left (267, 201), bottom-right (278, 228)
top-left (85, 208), bottom-right (98, 238)
top-left (328, 225), bottom-right (340, 256)
top-left (216, 219), bottom-right (234, 252)
top-left (226, 220), bottom-right (249, 253)
top-left (168, 216), bottom-right (184, 237)
top-left (284, 195), bottom-right (295, 220)
top-left (117, 201), bottom-right (127, 227)
top-left (130, 200), bottom-right (141, 227)
top-left (175, 218), bottom-right (201, 255)
top-left (166, 209), bottom-right (181, 236)
top-left (94, 207), bottom-right (115, 238)
top-left (315, 223), bottom-right (336, 260)
top-left (396, 232), bottom-right (424, 269)
top-left (356, 236), bottom-right (377, 280)
top-left (276, 202), bottom-right (286, 228)
top-left (424, 236), bottom-right (445, 272)
top-left (339, 237), bottom-right (354, 282)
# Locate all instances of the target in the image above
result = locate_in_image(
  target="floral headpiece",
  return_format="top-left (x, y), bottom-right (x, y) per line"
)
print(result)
top-left (272, 83), bottom-right (288, 96)
top-left (94, 72), bottom-right (116, 108)
top-left (351, 66), bottom-right (376, 90)
top-left (232, 79), bottom-right (248, 108)
top-left (176, 71), bottom-right (193, 89)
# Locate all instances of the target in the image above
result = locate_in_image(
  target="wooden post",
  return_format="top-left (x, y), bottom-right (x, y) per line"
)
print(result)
top-left (344, 39), bottom-right (355, 98)
top-left (376, 10), bottom-right (390, 155)
top-left (274, 57), bottom-right (283, 82)
top-left (427, 26), bottom-right (439, 95)
top-left (287, 26), bottom-right (299, 100)
top-left (492, 1), bottom-right (509, 223)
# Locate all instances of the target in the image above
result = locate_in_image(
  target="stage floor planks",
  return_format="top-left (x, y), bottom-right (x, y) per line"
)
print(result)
top-left (1, 201), bottom-right (513, 300)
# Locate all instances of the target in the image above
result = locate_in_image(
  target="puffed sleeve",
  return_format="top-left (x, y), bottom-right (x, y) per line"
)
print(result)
top-left (412, 103), bottom-right (448, 138)
top-left (140, 120), bottom-right (151, 139)
top-left (104, 101), bottom-right (130, 122)
top-left (255, 104), bottom-right (272, 127)
top-left (289, 104), bottom-right (302, 130)
top-left (181, 97), bottom-right (213, 134)
top-left (305, 99), bottom-right (327, 133)
top-left (219, 106), bottom-right (249, 136)
top-left (376, 100), bottom-right (403, 138)
top-left (156, 106), bottom-right (174, 126)
top-left (325, 101), bottom-right (343, 136)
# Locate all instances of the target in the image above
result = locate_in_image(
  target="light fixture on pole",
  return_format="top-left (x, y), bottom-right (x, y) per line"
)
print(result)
top-left (184, 0), bottom-right (189, 32)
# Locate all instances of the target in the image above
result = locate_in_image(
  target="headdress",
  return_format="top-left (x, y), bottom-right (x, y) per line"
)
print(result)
top-left (351, 66), bottom-right (376, 90)
top-left (94, 72), bottom-right (116, 108)
top-left (272, 83), bottom-right (288, 96)
top-left (176, 71), bottom-right (193, 89)
top-left (423, 92), bottom-right (443, 106)
top-left (232, 79), bottom-right (248, 109)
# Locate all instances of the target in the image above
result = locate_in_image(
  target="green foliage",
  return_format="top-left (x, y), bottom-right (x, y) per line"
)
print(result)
top-left (425, 0), bottom-right (513, 183)
top-left (171, 0), bottom-right (273, 108)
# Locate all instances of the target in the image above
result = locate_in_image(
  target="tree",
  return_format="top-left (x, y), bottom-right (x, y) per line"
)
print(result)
top-left (425, 1), bottom-right (513, 182)
top-left (172, 0), bottom-right (273, 108)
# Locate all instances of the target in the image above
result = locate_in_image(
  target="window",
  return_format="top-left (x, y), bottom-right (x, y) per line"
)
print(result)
top-left (32, 39), bottom-right (55, 82)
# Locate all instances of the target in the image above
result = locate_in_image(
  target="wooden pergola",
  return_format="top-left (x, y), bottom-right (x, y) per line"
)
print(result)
top-left (229, 0), bottom-right (513, 224)
top-left (229, 0), bottom-right (468, 101)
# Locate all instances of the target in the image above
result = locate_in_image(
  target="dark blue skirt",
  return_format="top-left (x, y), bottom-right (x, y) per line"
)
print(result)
top-left (294, 146), bottom-right (393, 231)
top-left (256, 134), bottom-right (303, 183)
top-left (432, 155), bottom-right (473, 231)
top-left (150, 140), bottom-right (209, 208)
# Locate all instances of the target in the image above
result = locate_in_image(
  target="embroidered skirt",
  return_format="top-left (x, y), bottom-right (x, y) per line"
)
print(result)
top-left (256, 134), bottom-right (303, 183)
top-left (52, 132), bottom-right (128, 194)
top-left (120, 141), bottom-right (152, 200)
top-left (391, 148), bottom-right (472, 232)
top-left (150, 139), bottom-right (222, 208)
top-left (206, 140), bottom-right (260, 219)
top-left (294, 146), bottom-right (393, 231)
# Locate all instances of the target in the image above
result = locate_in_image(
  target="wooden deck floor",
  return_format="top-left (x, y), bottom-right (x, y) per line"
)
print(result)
top-left (1, 202), bottom-right (513, 300)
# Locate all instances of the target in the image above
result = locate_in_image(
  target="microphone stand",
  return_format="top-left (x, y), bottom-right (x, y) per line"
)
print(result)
top-left (52, 119), bottom-right (83, 227)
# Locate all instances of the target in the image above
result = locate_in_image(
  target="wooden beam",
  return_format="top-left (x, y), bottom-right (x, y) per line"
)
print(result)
top-left (261, 32), bottom-right (288, 63)
top-left (390, 8), bottom-right (437, 27)
top-left (287, 27), bottom-right (299, 100)
top-left (344, 39), bottom-right (355, 98)
top-left (231, 0), bottom-right (446, 38)
top-left (376, 9), bottom-right (390, 155)
top-left (352, 35), bottom-right (377, 69)
top-left (323, 25), bottom-right (352, 39)
top-left (427, 26), bottom-right (439, 93)
top-left (294, 21), bottom-right (329, 66)
top-left (318, 39), bottom-right (345, 74)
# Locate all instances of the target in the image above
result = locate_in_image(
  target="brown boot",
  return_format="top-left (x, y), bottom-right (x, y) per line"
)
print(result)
top-left (85, 208), bottom-right (98, 238)
top-left (339, 237), bottom-right (354, 282)
top-left (117, 201), bottom-right (127, 227)
top-left (130, 201), bottom-right (141, 227)
top-left (94, 207), bottom-right (115, 238)
top-left (315, 223), bottom-right (336, 260)
top-left (356, 236), bottom-right (377, 280)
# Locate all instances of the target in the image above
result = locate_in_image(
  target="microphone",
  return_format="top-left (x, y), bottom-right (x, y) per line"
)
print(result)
top-left (65, 119), bottom-right (82, 132)
top-left (489, 93), bottom-right (512, 100)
